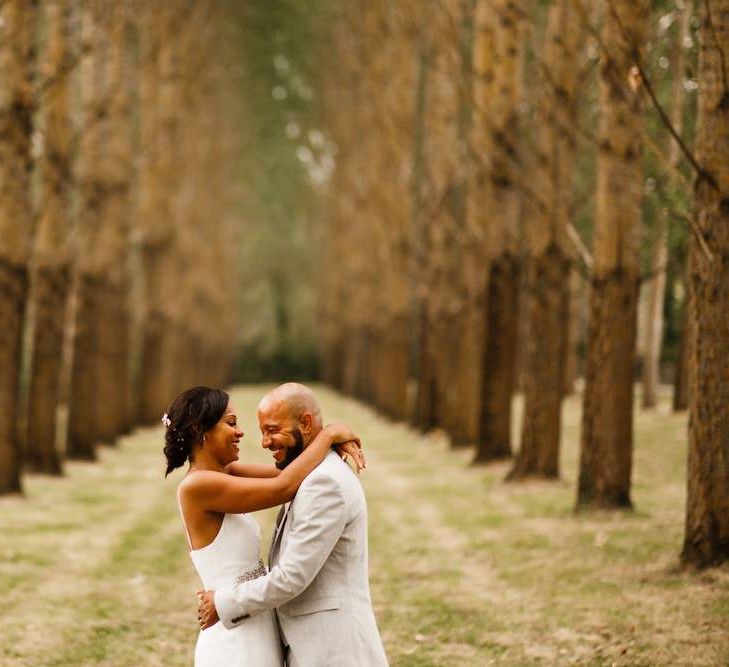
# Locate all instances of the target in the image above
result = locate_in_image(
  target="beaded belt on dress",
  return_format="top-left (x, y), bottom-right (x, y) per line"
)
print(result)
top-left (235, 559), bottom-right (267, 584)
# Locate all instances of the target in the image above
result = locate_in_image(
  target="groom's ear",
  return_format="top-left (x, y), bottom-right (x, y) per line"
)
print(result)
top-left (299, 411), bottom-right (314, 434)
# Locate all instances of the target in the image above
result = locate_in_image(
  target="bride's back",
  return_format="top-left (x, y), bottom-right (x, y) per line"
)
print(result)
top-left (187, 512), bottom-right (264, 590)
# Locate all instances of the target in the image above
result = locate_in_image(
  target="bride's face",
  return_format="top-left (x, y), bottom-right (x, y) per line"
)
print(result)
top-left (204, 403), bottom-right (243, 466)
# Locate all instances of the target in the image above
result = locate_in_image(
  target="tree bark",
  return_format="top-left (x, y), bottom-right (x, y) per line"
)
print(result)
top-left (681, 0), bottom-right (729, 568)
top-left (66, 0), bottom-right (111, 453)
top-left (509, 247), bottom-right (571, 479)
top-left (576, 0), bottom-right (649, 511)
top-left (66, 274), bottom-right (99, 460)
top-left (473, 0), bottom-right (525, 463)
top-left (672, 289), bottom-right (690, 411)
top-left (0, 0), bottom-right (38, 493)
top-left (0, 261), bottom-right (29, 491)
top-left (93, 3), bottom-right (133, 442)
top-left (509, 0), bottom-right (579, 480)
top-left (25, 0), bottom-right (74, 474)
top-left (136, 4), bottom-right (178, 423)
top-left (475, 254), bottom-right (519, 462)
top-left (563, 269), bottom-right (584, 395)
top-left (642, 3), bottom-right (691, 408)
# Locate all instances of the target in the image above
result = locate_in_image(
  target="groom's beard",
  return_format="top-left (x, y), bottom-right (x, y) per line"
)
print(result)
top-left (275, 427), bottom-right (305, 470)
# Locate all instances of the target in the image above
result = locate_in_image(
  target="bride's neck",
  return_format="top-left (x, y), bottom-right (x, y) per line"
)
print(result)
top-left (188, 450), bottom-right (225, 473)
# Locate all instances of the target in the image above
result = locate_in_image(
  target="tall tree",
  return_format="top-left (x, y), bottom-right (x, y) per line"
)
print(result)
top-left (642, 2), bottom-right (692, 408)
top-left (92, 2), bottom-right (134, 442)
top-left (25, 0), bottom-right (74, 474)
top-left (66, 0), bottom-right (109, 459)
top-left (136, 2), bottom-right (179, 423)
top-left (0, 0), bottom-right (38, 492)
top-left (576, 0), bottom-right (650, 510)
top-left (416, 0), bottom-right (472, 439)
top-left (508, 0), bottom-right (580, 480)
top-left (473, 0), bottom-right (526, 462)
top-left (441, 0), bottom-right (482, 447)
top-left (681, 0), bottom-right (729, 568)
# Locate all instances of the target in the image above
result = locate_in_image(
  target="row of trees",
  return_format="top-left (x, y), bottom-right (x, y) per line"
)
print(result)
top-left (314, 0), bottom-right (728, 567)
top-left (0, 0), bottom-right (241, 494)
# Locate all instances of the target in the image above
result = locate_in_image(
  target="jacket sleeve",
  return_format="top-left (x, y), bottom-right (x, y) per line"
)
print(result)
top-left (214, 472), bottom-right (347, 629)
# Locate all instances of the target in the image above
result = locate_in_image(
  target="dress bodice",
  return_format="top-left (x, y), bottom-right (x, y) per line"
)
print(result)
top-left (188, 513), bottom-right (264, 590)
top-left (179, 505), bottom-right (283, 666)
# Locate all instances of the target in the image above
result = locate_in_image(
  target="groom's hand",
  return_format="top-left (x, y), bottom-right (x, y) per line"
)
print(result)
top-left (196, 590), bottom-right (219, 630)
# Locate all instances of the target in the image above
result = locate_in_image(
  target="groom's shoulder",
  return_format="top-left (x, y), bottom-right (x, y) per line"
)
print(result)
top-left (303, 450), bottom-right (353, 487)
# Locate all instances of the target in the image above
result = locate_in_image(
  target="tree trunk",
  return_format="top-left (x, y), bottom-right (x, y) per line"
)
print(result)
top-left (414, 310), bottom-right (439, 432)
top-left (66, 0), bottom-right (110, 453)
top-left (563, 269), bottom-right (583, 395)
top-left (681, 0), bottom-right (729, 568)
top-left (473, 0), bottom-right (525, 463)
top-left (672, 289), bottom-right (689, 411)
top-left (641, 214), bottom-right (668, 408)
top-left (25, 0), bottom-right (74, 474)
top-left (66, 274), bottom-right (98, 460)
top-left (509, 0), bottom-right (579, 480)
top-left (443, 0), bottom-right (480, 447)
top-left (447, 300), bottom-right (483, 445)
top-left (136, 4), bottom-right (179, 423)
top-left (377, 324), bottom-right (410, 421)
top-left (578, 271), bottom-right (638, 507)
top-left (509, 247), bottom-right (571, 479)
top-left (642, 2), bottom-right (691, 408)
top-left (25, 265), bottom-right (68, 472)
top-left (0, 261), bottom-right (29, 491)
top-left (476, 254), bottom-right (520, 462)
top-left (93, 4), bottom-right (133, 442)
top-left (576, 0), bottom-right (649, 511)
top-left (0, 0), bottom-right (38, 493)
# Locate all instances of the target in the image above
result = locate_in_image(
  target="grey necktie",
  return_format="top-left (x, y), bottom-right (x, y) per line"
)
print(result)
top-left (274, 503), bottom-right (286, 532)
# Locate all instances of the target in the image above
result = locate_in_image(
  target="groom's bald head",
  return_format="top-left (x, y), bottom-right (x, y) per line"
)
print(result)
top-left (258, 382), bottom-right (323, 438)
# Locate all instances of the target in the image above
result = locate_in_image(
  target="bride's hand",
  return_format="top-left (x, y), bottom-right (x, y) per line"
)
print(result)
top-left (335, 440), bottom-right (367, 474)
top-left (325, 422), bottom-right (366, 473)
top-left (324, 421), bottom-right (360, 448)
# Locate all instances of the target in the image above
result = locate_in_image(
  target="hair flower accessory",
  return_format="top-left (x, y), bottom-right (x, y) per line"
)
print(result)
top-left (161, 413), bottom-right (172, 429)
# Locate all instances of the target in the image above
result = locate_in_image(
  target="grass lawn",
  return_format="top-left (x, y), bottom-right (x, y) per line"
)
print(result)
top-left (1, 384), bottom-right (728, 666)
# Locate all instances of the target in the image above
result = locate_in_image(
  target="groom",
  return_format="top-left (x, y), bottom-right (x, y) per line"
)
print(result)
top-left (197, 383), bottom-right (389, 667)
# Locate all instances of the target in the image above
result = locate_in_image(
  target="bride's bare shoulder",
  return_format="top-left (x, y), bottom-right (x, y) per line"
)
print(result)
top-left (178, 470), bottom-right (227, 498)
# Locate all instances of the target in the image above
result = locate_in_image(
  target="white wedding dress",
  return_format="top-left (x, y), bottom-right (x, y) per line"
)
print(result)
top-left (184, 511), bottom-right (284, 666)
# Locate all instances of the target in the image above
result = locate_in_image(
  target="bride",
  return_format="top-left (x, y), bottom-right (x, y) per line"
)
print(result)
top-left (163, 386), bottom-right (363, 666)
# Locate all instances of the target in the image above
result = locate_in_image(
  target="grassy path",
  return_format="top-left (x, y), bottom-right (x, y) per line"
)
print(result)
top-left (2, 385), bottom-right (728, 666)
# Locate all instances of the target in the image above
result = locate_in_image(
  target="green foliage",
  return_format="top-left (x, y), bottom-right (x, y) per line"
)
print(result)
top-left (220, 0), bottom-right (335, 375)
top-left (234, 340), bottom-right (320, 382)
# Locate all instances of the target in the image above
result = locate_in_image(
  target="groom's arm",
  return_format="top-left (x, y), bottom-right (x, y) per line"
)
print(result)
top-left (214, 472), bottom-right (347, 629)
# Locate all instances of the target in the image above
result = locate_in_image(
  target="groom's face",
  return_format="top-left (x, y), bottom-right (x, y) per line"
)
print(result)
top-left (258, 401), bottom-right (306, 470)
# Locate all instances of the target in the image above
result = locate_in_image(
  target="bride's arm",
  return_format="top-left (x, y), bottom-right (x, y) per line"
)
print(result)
top-left (181, 422), bottom-right (360, 515)
top-left (224, 462), bottom-right (280, 478)
top-left (224, 440), bottom-right (365, 479)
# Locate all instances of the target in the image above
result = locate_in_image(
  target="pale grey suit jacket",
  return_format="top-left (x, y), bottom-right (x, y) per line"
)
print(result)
top-left (215, 450), bottom-right (389, 667)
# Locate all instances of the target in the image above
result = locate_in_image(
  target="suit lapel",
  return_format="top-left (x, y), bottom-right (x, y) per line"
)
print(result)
top-left (269, 501), bottom-right (292, 568)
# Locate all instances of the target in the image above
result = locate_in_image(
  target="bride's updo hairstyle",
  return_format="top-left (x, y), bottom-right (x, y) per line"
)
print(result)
top-left (162, 386), bottom-right (229, 476)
